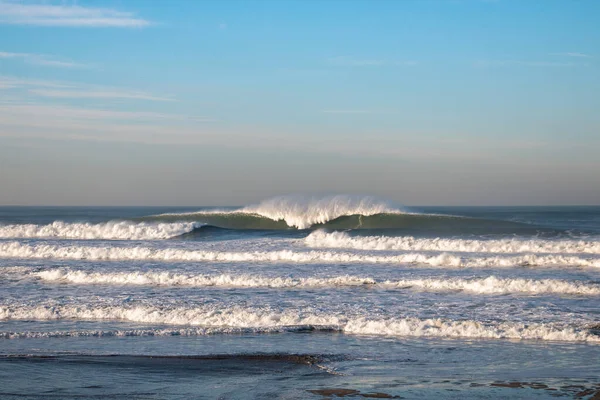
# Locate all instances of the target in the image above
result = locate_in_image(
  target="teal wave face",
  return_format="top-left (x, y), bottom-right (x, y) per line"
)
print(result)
top-left (141, 211), bottom-right (554, 237)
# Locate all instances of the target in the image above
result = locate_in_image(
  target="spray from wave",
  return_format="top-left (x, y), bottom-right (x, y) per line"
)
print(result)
top-left (144, 195), bottom-right (548, 234)
top-left (151, 195), bottom-right (407, 229)
top-left (241, 195), bottom-right (404, 229)
top-left (0, 221), bottom-right (200, 240)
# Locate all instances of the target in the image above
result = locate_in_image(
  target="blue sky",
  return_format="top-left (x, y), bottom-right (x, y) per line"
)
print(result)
top-left (0, 0), bottom-right (598, 206)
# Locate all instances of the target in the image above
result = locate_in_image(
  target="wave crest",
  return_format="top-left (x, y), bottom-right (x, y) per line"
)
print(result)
top-left (0, 221), bottom-right (200, 240)
top-left (242, 195), bottom-right (404, 229)
top-left (23, 268), bottom-right (600, 295)
top-left (0, 304), bottom-right (597, 342)
top-left (1, 242), bottom-right (599, 268)
top-left (306, 231), bottom-right (600, 254)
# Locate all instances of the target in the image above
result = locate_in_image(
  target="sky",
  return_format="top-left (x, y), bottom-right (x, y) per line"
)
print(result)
top-left (0, 0), bottom-right (598, 206)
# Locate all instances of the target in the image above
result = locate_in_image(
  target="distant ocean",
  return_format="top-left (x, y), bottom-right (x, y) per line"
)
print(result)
top-left (1, 195), bottom-right (599, 399)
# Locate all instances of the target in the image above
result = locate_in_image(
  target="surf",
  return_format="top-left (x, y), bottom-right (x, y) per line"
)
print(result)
top-left (305, 231), bottom-right (600, 254)
top-left (2, 242), bottom-right (600, 268)
top-left (0, 221), bottom-right (200, 240)
top-left (1, 304), bottom-right (598, 343)
top-left (143, 195), bottom-right (550, 235)
top-left (16, 267), bottom-right (600, 295)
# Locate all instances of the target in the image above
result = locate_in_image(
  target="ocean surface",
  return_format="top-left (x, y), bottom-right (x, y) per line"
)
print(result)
top-left (1, 196), bottom-right (599, 399)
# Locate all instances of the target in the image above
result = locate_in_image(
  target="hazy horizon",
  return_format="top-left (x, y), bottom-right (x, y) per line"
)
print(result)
top-left (1, 0), bottom-right (599, 206)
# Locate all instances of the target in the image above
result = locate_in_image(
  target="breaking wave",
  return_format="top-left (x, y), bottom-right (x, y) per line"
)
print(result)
top-left (26, 268), bottom-right (600, 295)
top-left (242, 195), bottom-right (403, 229)
top-left (143, 195), bottom-right (546, 234)
top-left (306, 231), bottom-right (600, 254)
top-left (0, 304), bottom-right (598, 342)
top-left (148, 195), bottom-right (406, 230)
top-left (0, 221), bottom-right (200, 240)
top-left (1, 242), bottom-right (599, 268)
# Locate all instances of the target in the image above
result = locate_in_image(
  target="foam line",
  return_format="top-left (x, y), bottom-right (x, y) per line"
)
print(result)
top-left (0, 221), bottom-right (199, 240)
top-left (27, 268), bottom-right (600, 295)
top-left (0, 304), bottom-right (597, 342)
top-left (1, 242), bottom-right (599, 268)
top-left (305, 231), bottom-right (600, 254)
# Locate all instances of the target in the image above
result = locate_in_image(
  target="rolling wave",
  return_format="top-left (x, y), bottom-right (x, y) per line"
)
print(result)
top-left (142, 195), bottom-right (547, 234)
top-left (0, 221), bottom-right (200, 240)
top-left (306, 231), bottom-right (600, 254)
top-left (242, 195), bottom-right (403, 229)
top-left (23, 268), bottom-right (600, 295)
top-left (1, 242), bottom-right (599, 268)
top-left (151, 195), bottom-right (404, 230)
top-left (0, 304), bottom-right (597, 342)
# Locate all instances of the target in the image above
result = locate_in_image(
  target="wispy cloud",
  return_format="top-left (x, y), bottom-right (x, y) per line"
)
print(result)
top-left (550, 52), bottom-right (592, 58)
top-left (0, 76), bottom-right (74, 89)
top-left (328, 56), bottom-right (385, 66)
top-left (29, 88), bottom-right (174, 102)
top-left (0, 1), bottom-right (151, 27)
top-left (0, 104), bottom-right (211, 122)
top-left (1, 75), bottom-right (175, 102)
top-left (327, 56), bottom-right (418, 67)
top-left (0, 102), bottom-right (217, 147)
top-left (0, 51), bottom-right (87, 68)
top-left (322, 110), bottom-right (379, 114)
top-left (474, 60), bottom-right (580, 68)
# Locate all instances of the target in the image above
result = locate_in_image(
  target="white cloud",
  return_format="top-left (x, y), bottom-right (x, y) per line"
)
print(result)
top-left (322, 110), bottom-right (377, 114)
top-left (395, 60), bottom-right (419, 66)
top-left (0, 103), bottom-right (216, 146)
top-left (0, 1), bottom-right (150, 27)
top-left (550, 52), bottom-right (592, 58)
top-left (0, 75), bottom-right (175, 102)
top-left (29, 88), bottom-right (174, 102)
top-left (327, 56), bottom-right (418, 67)
top-left (0, 104), bottom-right (209, 122)
top-left (474, 60), bottom-right (579, 68)
top-left (328, 56), bottom-right (385, 66)
top-left (0, 51), bottom-right (87, 68)
top-left (0, 76), bottom-right (74, 88)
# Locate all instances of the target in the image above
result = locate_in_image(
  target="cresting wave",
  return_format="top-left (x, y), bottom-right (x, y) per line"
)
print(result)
top-left (0, 304), bottom-right (598, 342)
top-left (242, 195), bottom-right (403, 229)
top-left (0, 221), bottom-right (200, 240)
top-left (306, 231), bottom-right (600, 254)
top-left (1, 242), bottom-right (600, 268)
top-left (25, 268), bottom-right (600, 295)
top-left (152, 195), bottom-right (406, 229)
top-left (145, 195), bottom-right (548, 234)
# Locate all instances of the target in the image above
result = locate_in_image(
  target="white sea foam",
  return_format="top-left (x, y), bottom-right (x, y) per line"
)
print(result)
top-left (1, 242), bottom-right (599, 268)
top-left (342, 318), bottom-right (599, 342)
top-left (34, 269), bottom-right (376, 288)
top-left (30, 268), bottom-right (600, 295)
top-left (0, 327), bottom-right (315, 339)
top-left (384, 276), bottom-right (600, 295)
top-left (0, 304), bottom-right (597, 342)
top-left (0, 221), bottom-right (199, 240)
top-left (306, 231), bottom-right (600, 254)
top-left (242, 195), bottom-right (403, 229)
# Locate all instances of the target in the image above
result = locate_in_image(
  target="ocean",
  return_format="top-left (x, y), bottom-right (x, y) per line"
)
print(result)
top-left (0, 195), bottom-right (599, 399)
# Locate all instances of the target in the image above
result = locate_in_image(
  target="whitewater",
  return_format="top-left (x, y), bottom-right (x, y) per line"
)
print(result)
top-left (2, 198), bottom-right (600, 399)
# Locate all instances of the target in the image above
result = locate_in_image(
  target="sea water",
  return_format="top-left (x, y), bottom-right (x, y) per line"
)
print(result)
top-left (0, 196), bottom-right (599, 399)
